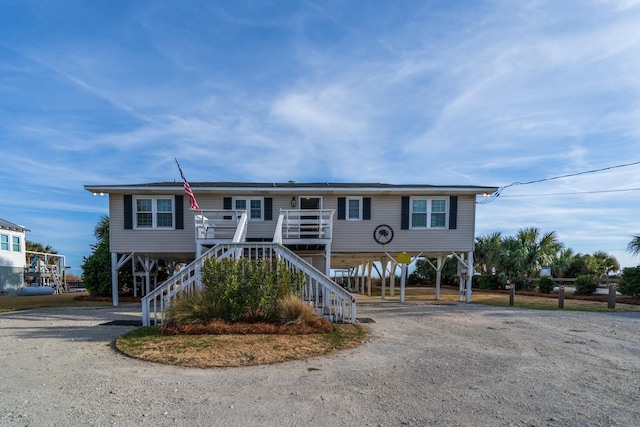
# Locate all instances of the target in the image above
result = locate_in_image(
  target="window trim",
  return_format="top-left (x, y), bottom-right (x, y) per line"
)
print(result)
top-left (12, 235), bottom-right (21, 252)
top-left (346, 197), bottom-right (363, 221)
top-left (233, 197), bottom-right (264, 221)
top-left (409, 197), bottom-right (449, 229)
top-left (1, 234), bottom-right (9, 251)
top-left (133, 196), bottom-right (175, 229)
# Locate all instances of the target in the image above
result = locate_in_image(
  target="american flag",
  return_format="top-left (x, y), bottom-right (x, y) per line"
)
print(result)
top-left (175, 158), bottom-right (201, 211)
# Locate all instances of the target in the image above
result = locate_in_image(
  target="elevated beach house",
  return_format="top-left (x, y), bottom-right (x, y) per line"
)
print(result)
top-left (84, 181), bottom-right (497, 324)
top-left (0, 218), bottom-right (28, 295)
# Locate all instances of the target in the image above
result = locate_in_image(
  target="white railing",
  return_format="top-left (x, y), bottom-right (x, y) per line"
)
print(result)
top-left (141, 242), bottom-right (356, 326)
top-left (277, 209), bottom-right (334, 241)
top-left (195, 210), bottom-right (246, 241)
top-left (232, 212), bottom-right (248, 243)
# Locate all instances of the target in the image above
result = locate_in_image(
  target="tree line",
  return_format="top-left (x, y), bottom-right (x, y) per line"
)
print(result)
top-left (411, 227), bottom-right (640, 296)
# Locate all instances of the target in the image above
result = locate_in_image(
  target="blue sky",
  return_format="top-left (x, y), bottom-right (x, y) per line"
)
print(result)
top-left (2, 0), bottom-right (640, 275)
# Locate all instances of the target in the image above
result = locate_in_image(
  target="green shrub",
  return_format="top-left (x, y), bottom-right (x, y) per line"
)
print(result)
top-left (81, 240), bottom-right (112, 296)
top-left (619, 266), bottom-right (640, 297)
top-left (538, 276), bottom-right (555, 294)
top-left (574, 275), bottom-right (597, 296)
top-left (473, 275), bottom-right (501, 290)
top-left (199, 257), bottom-right (306, 323)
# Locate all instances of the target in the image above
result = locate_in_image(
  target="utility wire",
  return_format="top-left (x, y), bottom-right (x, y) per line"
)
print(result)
top-left (497, 187), bottom-right (640, 198)
top-left (477, 160), bottom-right (640, 204)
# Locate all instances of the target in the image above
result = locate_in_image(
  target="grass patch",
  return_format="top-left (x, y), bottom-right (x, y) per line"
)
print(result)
top-left (115, 323), bottom-right (368, 368)
top-left (0, 292), bottom-right (115, 313)
top-left (363, 286), bottom-right (640, 313)
top-left (470, 293), bottom-right (640, 312)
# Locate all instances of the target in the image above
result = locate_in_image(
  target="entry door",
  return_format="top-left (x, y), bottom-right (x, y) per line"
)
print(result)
top-left (299, 197), bottom-right (321, 210)
top-left (299, 197), bottom-right (321, 237)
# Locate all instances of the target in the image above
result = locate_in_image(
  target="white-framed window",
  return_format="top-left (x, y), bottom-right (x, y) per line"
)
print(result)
top-left (134, 197), bottom-right (174, 229)
top-left (234, 198), bottom-right (264, 220)
top-left (347, 197), bottom-right (362, 220)
top-left (1, 234), bottom-right (8, 251)
top-left (410, 197), bottom-right (448, 229)
top-left (12, 236), bottom-right (21, 252)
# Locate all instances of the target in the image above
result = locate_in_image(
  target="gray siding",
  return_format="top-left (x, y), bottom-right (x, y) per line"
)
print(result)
top-left (107, 192), bottom-right (477, 257)
top-left (109, 195), bottom-right (196, 255)
top-left (330, 195), bottom-right (476, 254)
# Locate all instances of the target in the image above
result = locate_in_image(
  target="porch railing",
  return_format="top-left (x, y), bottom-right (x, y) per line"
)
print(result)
top-left (195, 210), bottom-right (246, 241)
top-left (276, 209), bottom-right (334, 241)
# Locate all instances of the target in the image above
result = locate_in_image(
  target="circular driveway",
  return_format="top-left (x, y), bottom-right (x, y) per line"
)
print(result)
top-left (1, 302), bottom-right (639, 426)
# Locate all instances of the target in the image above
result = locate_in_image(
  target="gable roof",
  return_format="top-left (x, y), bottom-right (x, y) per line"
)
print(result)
top-left (0, 218), bottom-right (29, 232)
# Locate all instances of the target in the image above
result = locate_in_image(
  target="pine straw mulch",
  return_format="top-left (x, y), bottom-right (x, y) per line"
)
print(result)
top-left (160, 317), bottom-right (334, 335)
top-left (115, 319), bottom-right (368, 368)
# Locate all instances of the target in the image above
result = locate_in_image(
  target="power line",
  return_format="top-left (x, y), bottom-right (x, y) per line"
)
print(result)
top-left (497, 187), bottom-right (640, 198)
top-left (477, 160), bottom-right (640, 204)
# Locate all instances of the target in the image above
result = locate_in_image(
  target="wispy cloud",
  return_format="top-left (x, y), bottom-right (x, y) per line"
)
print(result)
top-left (2, 0), bottom-right (640, 269)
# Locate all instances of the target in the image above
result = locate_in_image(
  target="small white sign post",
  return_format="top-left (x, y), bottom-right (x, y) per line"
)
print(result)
top-left (397, 252), bottom-right (411, 303)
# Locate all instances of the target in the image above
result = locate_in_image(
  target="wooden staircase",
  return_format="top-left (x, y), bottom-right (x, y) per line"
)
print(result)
top-left (141, 242), bottom-right (356, 326)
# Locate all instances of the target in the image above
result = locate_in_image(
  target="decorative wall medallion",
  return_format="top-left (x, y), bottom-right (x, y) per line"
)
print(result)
top-left (373, 224), bottom-right (394, 245)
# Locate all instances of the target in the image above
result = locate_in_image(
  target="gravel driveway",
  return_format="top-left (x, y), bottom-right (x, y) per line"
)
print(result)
top-left (1, 302), bottom-right (639, 426)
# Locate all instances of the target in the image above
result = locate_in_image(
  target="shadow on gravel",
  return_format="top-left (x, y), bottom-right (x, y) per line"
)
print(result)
top-left (0, 306), bottom-right (143, 342)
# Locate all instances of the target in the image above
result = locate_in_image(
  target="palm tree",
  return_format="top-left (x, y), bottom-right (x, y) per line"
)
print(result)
top-left (551, 248), bottom-right (578, 278)
top-left (94, 215), bottom-right (109, 243)
top-left (587, 251), bottom-right (620, 277)
top-left (628, 234), bottom-right (640, 257)
top-left (515, 227), bottom-right (563, 279)
top-left (474, 232), bottom-right (502, 274)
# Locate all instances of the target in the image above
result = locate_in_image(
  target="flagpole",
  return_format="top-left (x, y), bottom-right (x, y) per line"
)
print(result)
top-left (175, 158), bottom-right (201, 212)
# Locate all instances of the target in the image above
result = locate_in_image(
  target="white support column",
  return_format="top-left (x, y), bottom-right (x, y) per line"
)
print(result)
top-left (466, 251), bottom-right (474, 303)
top-left (132, 257), bottom-right (137, 297)
top-left (111, 252), bottom-right (119, 307)
top-left (458, 253), bottom-right (465, 302)
top-left (435, 256), bottom-right (443, 301)
top-left (325, 244), bottom-right (331, 277)
top-left (366, 260), bottom-right (373, 296)
top-left (400, 262), bottom-right (407, 303)
top-left (390, 261), bottom-right (397, 296)
top-left (380, 259), bottom-right (387, 300)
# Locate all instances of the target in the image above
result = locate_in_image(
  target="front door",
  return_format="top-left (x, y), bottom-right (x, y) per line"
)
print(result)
top-left (299, 197), bottom-right (321, 210)
top-left (299, 197), bottom-right (321, 237)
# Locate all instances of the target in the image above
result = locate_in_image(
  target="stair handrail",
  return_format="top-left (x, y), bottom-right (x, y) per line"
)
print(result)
top-left (271, 243), bottom-right (356, 323)
top-left (142, 241), bottom-right (356, 326)
top-left (232, 211), bottom-right (248, 243)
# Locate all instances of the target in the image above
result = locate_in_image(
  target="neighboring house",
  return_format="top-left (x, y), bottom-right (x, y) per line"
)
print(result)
top-left (85, 181), bottom-right (497, 314)
top-left (0, 218), bottom-right (29, 295)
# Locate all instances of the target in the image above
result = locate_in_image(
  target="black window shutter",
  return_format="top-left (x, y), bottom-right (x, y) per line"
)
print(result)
top-left (449, 196), bottom-right (458, 230)
top-left (124, 195), bottom-right (133, 229)
top-left (223, 197), bottom-right (232, 210)
top-left (363, 197), bottom-right (371, 220)
top-left (264, 198), bottom-right (273, 221)
top-left (175, 195), bottom-right (184, 229)
top-left (223, 197), bottom-right (232, 220)
top-left (401, 196), bottom-right (410, 230)
top-left (337, 197), bottom-right (346, 220)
